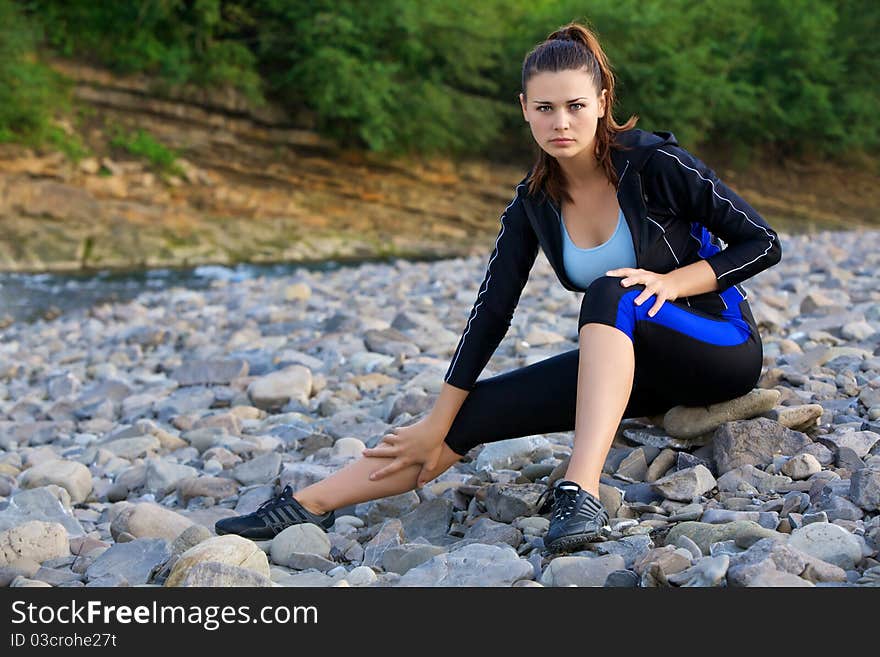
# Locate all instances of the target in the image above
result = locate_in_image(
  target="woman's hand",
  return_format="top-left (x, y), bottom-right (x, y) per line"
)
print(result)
top-left (361, 417), bottom-right (448, 487)
top-left (605, 268), bottom-right (681, 317)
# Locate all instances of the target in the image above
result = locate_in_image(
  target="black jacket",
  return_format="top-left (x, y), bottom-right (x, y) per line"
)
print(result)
top-left (443, 128), bottom-right (782, 391)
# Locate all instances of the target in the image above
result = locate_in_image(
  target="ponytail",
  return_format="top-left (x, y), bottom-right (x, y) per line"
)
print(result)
top-left (521, 22), bottom-right (638, 206)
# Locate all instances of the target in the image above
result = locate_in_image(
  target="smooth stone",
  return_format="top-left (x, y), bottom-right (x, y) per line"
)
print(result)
top-left (540, 554), bottom-right (627, 587)
top-left (459, 516), bottom-right (522, 548)
top-left (0, 487), bottom-right (85, 536)
top-left (231, 452), bottom-right (282, 486)
top-left (781, 453), bottom-right (822, 480)
top-left (85, 538), bottom-right (170, 585)
top-left (165, 535), bottom-right (270, 586)
top-left (594, 535), bottom-right (654, 569)
top-left (179, 561), bottom-right (273, 587)
top-left (761, 404), bottom-right (824, 431)
top-left (665, 520), bottom-right (782, 555)
top-left (473, 436), bottom-right (553, 472)
top-left (247, 365), bottom-right (312, 410)
top-left (270, 524), bottom-right (332, 565)
top-left (382, 544), bottom-right (447, 575)
top-left (110, 502), bottom-right (194, 542)
top-left (396, 543), bottom-right (533, 587)
top-left (664, 389), bottom-right (780, 439)
top-left (171, 359), bottom-right (249, 386)
top-left (0, 521), bottom-right (69, 567)
top-left (18, 459), bottom-right (93, 504)
top-left (788, 522), bottom-right (863, 569)
top-left (818, 431), bottom-right (880, 459)
top-left (176, 476), bottom-right (240, 505)
top-left (144, 458), bottom-right (199, 496)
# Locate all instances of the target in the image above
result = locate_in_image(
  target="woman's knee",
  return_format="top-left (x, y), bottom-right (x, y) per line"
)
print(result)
top-left (578, 275), bottom-right (644, 335)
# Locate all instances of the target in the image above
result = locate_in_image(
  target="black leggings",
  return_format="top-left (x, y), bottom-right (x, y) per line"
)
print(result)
top-left (443, 275), bottom-right (764, 456)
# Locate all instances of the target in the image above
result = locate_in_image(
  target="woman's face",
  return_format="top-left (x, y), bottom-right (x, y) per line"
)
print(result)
top-left (519, 69), bottom-right (607, 163)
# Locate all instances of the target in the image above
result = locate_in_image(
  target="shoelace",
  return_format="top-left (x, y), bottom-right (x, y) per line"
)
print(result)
top-left (256, 484), bottom-right (295, 515)
top-left (535, 484), bottom-right (580, 520)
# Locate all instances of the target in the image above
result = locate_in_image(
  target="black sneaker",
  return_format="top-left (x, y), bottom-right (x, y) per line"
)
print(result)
top-left (215, 484), bottom-right (335, 540)
top-left (536, 479), bottom-right (610, 553)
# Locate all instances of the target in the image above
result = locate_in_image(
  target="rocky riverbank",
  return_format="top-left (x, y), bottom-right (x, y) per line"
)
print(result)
top-left (1, 226), bottom-right (879, 587)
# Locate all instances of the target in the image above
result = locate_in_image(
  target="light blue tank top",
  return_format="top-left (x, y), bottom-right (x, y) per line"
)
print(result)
top-left (559, 207), bottom-right (637, 289)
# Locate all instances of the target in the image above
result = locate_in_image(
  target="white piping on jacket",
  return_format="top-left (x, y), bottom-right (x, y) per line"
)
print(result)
top-left (656, 148), bottom-right (776, 280)
top-left (646, 215), bottom-right (691, 307)
top-left (446, 184), bottom-right (526, 384)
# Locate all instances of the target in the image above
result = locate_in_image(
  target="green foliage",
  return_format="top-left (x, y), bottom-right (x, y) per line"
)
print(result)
top-left (2, 0), bottom-right (879, 160)
top-left (107, 122), bottom-right (184, 176)
top-left (0, 0), bottom-right (72, 146)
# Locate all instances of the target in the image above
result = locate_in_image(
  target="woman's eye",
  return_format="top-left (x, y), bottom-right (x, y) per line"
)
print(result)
top-left (570, 103), bottom-right (584, 110)
top-left (537, 104), bottom-right (584, 111)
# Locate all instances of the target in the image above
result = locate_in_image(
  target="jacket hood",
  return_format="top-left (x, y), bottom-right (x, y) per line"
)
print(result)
top-left (611, 128), bottom-right (679, 173)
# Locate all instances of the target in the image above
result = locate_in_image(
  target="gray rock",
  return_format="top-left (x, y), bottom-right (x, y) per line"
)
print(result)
top-left (594, 534), bottom-right (654, 569)
top-left (382, 543), bottom-right (447, 575)
top-left (666, 555), bottom-right (729, 587)
top-left (473, 436), bottom-right (552, 472)
top-left (540, 554), bottom-right (626, 587)
top-left (270, 523), bottom-right (331, 566)
top-left (85, 538), bottom-right (170, 585)
top-left (397, 543), bottom-right (533, 586)
top-left (171, 360), bottom-right (248, 386)
top-left (818, 430), bottom-right (880, 458)
top-left (645, 448), bottom-right (676, 483)
top-left (716, 464), bottom-right (792, 494)
top-left (459, 517), bottom-right (522, 548)
top-left (484, 483), bottom-right (545, 524)
top-left (666, 521), bottom-right (783, 555)
top-left (362, 519), bottom-right (406, 568)
top-left (231, 452), bottom-right (281, 486)
top-left (788, 522), bottom-right (863, 569)
top-left (144, 458), bottom-right (199, 496)
top-left (603, 569), bottom-right (640, 587)
top-left (700, 508), bottom-right (779, 530)
top-left (179, 561), bottom-right (273, 587)
top-left (400, 498), bottom-right (453, 542)
top-left (0, 487), bottom-right (85, 536)
top-left (356, 491), bottom-right (420, 525)
top-left (726, 537), bottom-right (807, 586)
top-left (651, 464), bottom-right (716, 502)
top-left (713, 418), bottom-right (813, 475)
top-left (850, 468), bottom-right (880, 511)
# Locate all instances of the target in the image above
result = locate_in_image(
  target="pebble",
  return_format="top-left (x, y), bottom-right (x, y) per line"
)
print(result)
top-left (0, 229), bottom-right (878, 587)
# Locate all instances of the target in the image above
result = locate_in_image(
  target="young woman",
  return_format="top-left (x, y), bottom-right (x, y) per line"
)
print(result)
top-left (216, 22), bottom-right (782, 553)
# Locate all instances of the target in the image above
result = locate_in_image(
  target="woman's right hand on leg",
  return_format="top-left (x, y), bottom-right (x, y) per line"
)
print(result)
top-left (361, 417), bottom-right (448, 487)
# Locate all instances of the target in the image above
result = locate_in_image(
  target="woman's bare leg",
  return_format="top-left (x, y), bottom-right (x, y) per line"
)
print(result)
top-left (565, 323), bottom-right (635, 498)
top-left (292, 443), bottom-right (464, 515)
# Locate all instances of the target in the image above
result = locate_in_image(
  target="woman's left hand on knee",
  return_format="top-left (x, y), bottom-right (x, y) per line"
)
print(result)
top-left (605, 268), bottom-right (680, 317)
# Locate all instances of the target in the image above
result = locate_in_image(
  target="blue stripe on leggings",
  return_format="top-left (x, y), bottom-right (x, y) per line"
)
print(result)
top-left (614, 285), bottom-right (751, 346)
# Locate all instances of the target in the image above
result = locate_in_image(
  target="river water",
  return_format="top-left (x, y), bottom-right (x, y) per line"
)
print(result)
top-left (0, 256), bottom-right (445, 326)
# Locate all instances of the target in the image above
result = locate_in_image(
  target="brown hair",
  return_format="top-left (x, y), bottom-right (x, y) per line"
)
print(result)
top-left (522, 21), bottom-right (638, 205)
